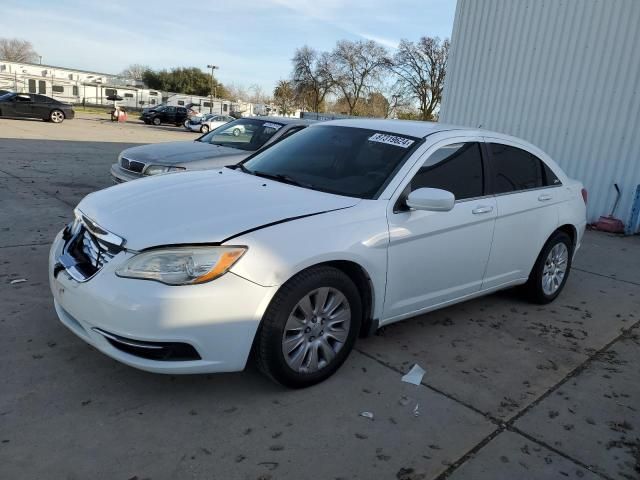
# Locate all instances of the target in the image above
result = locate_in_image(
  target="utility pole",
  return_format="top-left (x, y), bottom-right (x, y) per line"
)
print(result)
top-left (207, 64), bottom-right (218, 114)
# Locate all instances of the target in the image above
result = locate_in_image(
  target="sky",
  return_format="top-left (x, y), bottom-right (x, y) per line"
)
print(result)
top-left (1, 0), bottom-right (457, 93)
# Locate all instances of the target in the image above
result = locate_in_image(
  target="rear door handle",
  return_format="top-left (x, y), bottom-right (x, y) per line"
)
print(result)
top-left (472, 205), bottom-right (494, 214)
top-left (538, 194), bottom-right (552, 202)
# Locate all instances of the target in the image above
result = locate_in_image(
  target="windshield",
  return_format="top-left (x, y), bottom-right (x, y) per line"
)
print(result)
top-left (240, 125), bottom-right (420, 199)
top-left (197, 118), bottom-right (284, 151)
top-left (0, 92), bottom-right (15, 101)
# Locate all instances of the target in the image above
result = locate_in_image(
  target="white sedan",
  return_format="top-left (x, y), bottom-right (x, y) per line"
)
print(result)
top-left (185, 114), bottom-right (235, 133)
top-left (49, 119), bottom-right (587, 387)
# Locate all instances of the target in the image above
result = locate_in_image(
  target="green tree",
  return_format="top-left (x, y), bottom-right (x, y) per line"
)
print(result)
top-left (273, 80), bottom-right (296, 116)
top-left (142, 67), bottom-right (227, 97)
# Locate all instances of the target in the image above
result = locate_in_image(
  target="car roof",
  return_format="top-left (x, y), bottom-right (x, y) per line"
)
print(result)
top-left (319, 118), bottom-right (519, 140)
top-left (249, 116), bottom-right (316, 126)
top-left (316, 118), bottom-right (556, 166)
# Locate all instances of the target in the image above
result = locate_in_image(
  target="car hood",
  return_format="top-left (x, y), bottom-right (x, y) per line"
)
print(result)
top-left (77, 169), bottom-right (360, 250)
top-left (121, 141), bottom-right (249, 165)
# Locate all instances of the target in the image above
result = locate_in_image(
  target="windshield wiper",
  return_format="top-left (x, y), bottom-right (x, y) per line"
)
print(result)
top-left (226, 163), bottom-right (252, 173)
top-left (251, 171), bottom-right (317, 189)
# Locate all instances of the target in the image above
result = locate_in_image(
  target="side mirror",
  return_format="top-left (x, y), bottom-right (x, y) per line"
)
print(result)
top-left (406, 188), bottom-right (455, 212)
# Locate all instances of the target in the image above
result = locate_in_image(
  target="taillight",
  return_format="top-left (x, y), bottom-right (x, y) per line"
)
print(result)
top-left (581, 188), bottom-right (588, 204)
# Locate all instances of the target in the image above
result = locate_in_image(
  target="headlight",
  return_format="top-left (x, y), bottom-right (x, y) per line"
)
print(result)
top-left (144, 165), bottom-right (186, 176)
top-left (116, 246), bottom-right (246, 285)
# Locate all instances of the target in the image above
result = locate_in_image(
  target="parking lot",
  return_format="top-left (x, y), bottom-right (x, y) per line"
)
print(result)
top-left (1, 116), bottom-right (639, 480)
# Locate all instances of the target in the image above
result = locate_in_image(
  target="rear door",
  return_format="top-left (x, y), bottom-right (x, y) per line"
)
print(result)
top-left (165, 106), bottom-right (176, 122)
top-left (383, 138), bottom-right (497, 321)
top-left (32, 94), bottom-right (52, 118)
top-left (481, 139), bottom-right (562, 289)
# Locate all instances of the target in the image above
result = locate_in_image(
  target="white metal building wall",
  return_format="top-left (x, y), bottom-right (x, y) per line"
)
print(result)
top-left (440, 0), bottom-right (640, 223)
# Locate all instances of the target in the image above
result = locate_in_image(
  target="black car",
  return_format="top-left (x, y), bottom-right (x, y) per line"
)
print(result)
top-left (140, 105), bottom-right (188, 126)
top-left (0, 92), bottom-right (75, 123)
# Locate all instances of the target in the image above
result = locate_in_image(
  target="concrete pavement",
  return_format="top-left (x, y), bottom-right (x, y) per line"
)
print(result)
top-left (1, 117), bottom-right (638, 480)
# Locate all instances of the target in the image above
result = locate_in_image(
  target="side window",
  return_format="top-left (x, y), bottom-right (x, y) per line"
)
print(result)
top-left (488, 143), bottom-right (544, 193)
top-left (411, 142), bottom-right (484, 201)
top-left (278, 126), bottom-right (305, 141)
top-left (542, 163), bottom-right (562, 186)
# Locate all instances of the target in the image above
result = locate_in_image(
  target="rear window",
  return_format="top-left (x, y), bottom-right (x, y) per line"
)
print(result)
top-left (199, 118), bottom-right (285, 152)
top-left (242, 125), bottom-right (420, 199)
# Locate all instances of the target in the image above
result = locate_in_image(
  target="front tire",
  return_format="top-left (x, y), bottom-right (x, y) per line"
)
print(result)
top-left (233, 127), bottom-right (241, 136)
top-left (152, 117), bottom-right (161, 126)
top-left (255, 266), bottom-right (361, 388)
top-left (50, 109), bottom-right (65, 123)
top-left (525, 231), bottom-right (573, 304)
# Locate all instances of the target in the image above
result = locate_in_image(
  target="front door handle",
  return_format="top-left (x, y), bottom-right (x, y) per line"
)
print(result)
top-left (538, 194), bottom-right (552, 202)
top-left (472, 205), bottom-right (494, 214)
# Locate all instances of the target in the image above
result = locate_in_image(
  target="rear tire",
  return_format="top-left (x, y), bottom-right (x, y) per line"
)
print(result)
top-left (200, 124), bottom-right (209, 133)
top-left (255, 266), bottom-right (361, 388)
top-left (152, 117), bottom-right (161, 126)
top-left (233, 127), bottom-right (241, 136)
top-left (50, 109), bottom-right (65, 123)
top-left (524, 231), bottom-right (573, 304)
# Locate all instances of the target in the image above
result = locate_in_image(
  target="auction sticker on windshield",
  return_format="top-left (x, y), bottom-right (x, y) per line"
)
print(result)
top-left (263, 122), bottom-right (282, 130)
top-left (368, 133), bottom-right (415, 148)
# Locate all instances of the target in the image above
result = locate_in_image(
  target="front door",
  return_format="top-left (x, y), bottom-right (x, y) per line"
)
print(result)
top-left (13, 94), bottom-right (33, 117)
top-left (383, 139), bottom-right (496, 322)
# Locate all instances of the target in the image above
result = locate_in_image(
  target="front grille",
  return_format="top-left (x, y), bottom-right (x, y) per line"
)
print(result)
top-left (120, 157), bottom-right (145, 173)
top-left (80, 229), bottom-right (116, 270)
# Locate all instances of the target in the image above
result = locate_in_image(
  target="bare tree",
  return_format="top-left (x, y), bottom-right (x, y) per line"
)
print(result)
top-left (391, 36), bottom-right (449, 121)
top-left (120, 64), bottom-right (150, 81)
top-left (273, 80), bottom-right (296, 116)
top-left (248, 83), bottom-right (269, 104)
top-left (0, 38), bottom-right (39, 63)
top-left (291, 46), bottom-right (333, 113)
top-left (328, 40), bottom-right (391, 115)
top-left (226, 82), bottom-right (249, 101)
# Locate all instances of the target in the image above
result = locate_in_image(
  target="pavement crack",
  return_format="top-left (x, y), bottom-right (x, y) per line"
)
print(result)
top-left (507, 426), bottom-right (616, 480)
top-left (0, 167), bottom-right (75, 208)
top-left (355, 348), bottom-right (502, 425)
top-left (573, 266), bottom-right (640, 287)
top-left (0, 241), bottom-right (51, 249)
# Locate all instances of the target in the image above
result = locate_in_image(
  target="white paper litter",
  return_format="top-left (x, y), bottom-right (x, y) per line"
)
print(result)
top-left (413, 403), bottom-right (420, 417)
top-left (10, 278), bottom-right (27, 285)
top-left (359, 411), bottom-right (374, 420)
top-left (401, 364), bottom-right (426, 385)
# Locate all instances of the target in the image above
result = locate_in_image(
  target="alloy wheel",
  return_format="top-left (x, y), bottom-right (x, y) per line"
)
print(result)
top-left (542, 243), bottom-right (568, 295)
top-left (281, 287), bottom-right (351, 373)
top-left (50, 111), bottom-right (64, 123)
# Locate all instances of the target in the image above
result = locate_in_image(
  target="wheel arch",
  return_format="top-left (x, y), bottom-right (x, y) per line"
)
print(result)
top-left (320, 260), bottom-right (376, 337)
top-left (557, 223), bottom-right (577, 248)
top-left (261, 259), bottom-right (378, 339)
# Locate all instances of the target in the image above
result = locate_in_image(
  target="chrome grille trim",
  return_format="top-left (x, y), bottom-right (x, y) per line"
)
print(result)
top-left (121, 157), bottom-right (145, 173)
top-left (81, 230), bottom-right (116, 269)
top-left (55, 212), bottom-right (126, 282)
